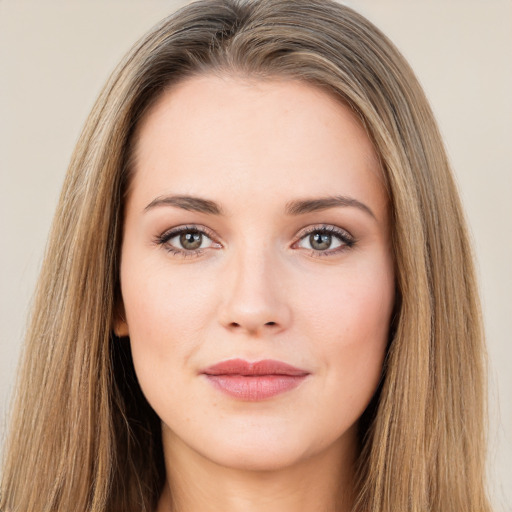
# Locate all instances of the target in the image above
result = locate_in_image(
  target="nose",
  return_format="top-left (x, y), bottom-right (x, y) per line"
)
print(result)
top-left (218, 247), bottom-right (291, 336)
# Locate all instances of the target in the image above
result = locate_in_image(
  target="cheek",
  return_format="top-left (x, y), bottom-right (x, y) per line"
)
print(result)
top-left (295, 256), bottom-right (394, 400)
top-left (119, 251), bottom-right (217, 353)
top-left (119, 257), bottom-right (223, 414)
top-left (299, 263), bottom-right (394, 348)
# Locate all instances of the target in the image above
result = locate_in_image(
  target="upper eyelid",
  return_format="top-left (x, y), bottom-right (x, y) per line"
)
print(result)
top-left (159, 224), bottom-right (218, 242)
top-left (294, 224), bottom-right (353, 240)
top-left (158, 223), bottom-right (351, 236)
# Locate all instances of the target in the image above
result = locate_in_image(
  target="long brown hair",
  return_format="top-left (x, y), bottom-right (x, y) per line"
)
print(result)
top-left (1, 1), bottom-right (491, 511)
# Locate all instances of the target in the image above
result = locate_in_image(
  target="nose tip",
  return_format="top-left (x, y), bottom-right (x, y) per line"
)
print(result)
top-left (222, 302), bottom-right (289, 335)
top-left (218, 256), bottom-right (291, 335)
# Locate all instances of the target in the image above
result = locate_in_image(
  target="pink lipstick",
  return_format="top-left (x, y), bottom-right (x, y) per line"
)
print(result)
top-left (202, 359), bottom-right (309, 401)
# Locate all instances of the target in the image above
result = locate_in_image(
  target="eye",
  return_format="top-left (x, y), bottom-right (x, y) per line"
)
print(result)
top-left (155, 226), bottom-right (219, 256)
top-left (170, 230), bottom-right (212, 250)
top-left (295, 225), bottom-right (355, 256)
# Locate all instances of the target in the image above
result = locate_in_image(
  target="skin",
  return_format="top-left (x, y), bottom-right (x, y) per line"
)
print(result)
top-left (116, 75), bottom-right (395, 512)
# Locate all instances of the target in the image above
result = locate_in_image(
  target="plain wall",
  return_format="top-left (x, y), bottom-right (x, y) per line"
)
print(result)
top-left (1, 1), bottom-right (511, 509)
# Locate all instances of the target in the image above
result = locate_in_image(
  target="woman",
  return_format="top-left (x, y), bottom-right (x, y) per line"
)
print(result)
top-left (0, 1), bottom-right (491, 511)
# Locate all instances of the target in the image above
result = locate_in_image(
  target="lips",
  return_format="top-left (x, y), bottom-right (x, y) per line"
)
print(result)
top-left (202, 358), bottom-right (310, 401)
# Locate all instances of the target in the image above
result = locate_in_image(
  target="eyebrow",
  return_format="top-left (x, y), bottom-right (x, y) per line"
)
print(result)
top-left (144, 194), bottom-right (375, 219)
top-left (285, 196), bottom-right (376, 219)
top-left (144, 195), bottom-right (223, 215)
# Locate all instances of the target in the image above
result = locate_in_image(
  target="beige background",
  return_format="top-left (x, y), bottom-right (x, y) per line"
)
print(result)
top-left (1, 0), bottom-right (510, 509)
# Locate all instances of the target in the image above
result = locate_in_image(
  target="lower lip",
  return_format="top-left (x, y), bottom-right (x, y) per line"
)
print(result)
top-left (205, 375), bottom-right (307, 401)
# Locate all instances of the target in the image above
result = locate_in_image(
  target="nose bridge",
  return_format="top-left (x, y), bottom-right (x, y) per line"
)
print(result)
top-left (219, 238), bottom-right (290, 334)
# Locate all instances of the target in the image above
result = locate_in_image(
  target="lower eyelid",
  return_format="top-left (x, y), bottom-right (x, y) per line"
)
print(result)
top-left (165, 246), bottom-right (206, 258)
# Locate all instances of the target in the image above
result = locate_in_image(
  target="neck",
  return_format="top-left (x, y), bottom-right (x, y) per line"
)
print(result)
top-left (156, 427), bottom-right (357, 512)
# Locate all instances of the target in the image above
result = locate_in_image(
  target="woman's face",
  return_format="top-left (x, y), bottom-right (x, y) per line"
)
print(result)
top-left (117, 75), bottom-right (395, 472)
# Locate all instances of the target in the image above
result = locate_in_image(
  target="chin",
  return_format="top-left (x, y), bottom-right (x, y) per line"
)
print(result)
top-left (204, 440), bottom-right (311, 472)
top-left (183, 420), bottom-right (346, 473)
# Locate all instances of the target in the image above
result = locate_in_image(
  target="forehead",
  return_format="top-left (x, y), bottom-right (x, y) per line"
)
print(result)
top-left (128, 74), bottom-right (387, 217)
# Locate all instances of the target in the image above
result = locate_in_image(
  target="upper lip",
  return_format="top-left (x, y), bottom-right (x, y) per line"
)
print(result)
top-left (202, 358), bottom-right (309, 376)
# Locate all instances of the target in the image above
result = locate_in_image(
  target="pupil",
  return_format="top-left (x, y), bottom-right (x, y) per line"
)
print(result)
top-left (310, 232), bottom-right (332, 250)
top-left (180, 231), bottom-right (202, 250)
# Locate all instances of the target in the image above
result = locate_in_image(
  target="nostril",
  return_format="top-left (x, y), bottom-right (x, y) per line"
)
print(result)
top-left (228, 321), bottom-right (276, 329)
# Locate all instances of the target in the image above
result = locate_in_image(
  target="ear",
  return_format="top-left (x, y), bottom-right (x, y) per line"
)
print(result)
top-left (113, 302), bottom-right (130, 338)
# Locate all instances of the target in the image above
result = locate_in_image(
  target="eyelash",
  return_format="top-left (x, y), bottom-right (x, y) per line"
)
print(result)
top-left (294, 224), bottom-right (355, 258)
top-left (154, 225), bottom-right (218, 258)
top-left (154, 224), bottom-right (356, 259)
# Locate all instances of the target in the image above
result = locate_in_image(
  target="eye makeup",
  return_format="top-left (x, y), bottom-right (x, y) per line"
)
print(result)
top-left (293, 224), bottom-right (356, 258)
top-left (153, 223), bottom-right (356, 259)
